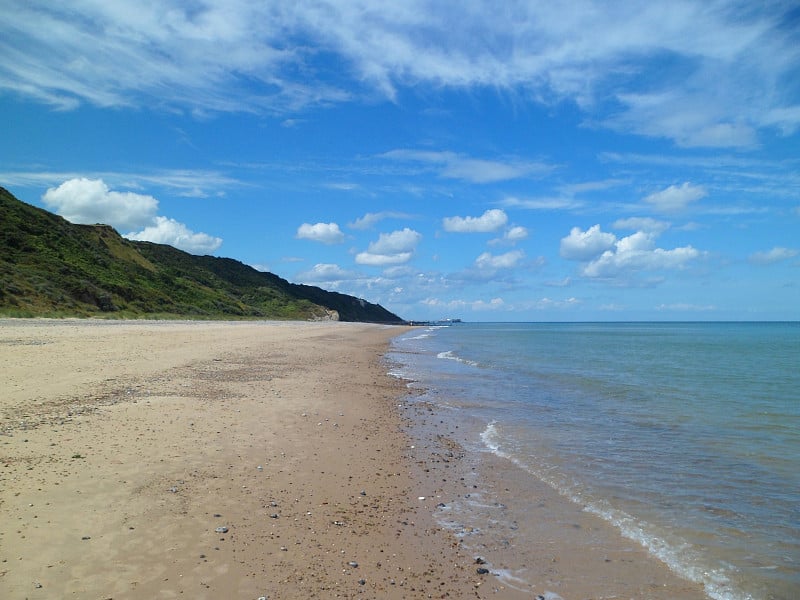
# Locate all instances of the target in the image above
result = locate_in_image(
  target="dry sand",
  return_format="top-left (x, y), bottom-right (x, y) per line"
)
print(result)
top-left (0, 319), bottom-right (708, 600)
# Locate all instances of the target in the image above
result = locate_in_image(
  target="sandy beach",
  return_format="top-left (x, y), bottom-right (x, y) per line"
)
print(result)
top-left (1, 320), bottom-right (708, 600)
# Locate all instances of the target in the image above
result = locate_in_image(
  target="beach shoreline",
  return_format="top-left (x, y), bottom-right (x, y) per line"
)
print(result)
top-left (1, 319), bottom-right (708, 599)
top-left (1, 319), bottom-right (499, 599)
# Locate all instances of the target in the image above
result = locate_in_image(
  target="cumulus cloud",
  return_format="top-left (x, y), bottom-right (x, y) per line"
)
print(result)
top-left (443, 209), bottom-right (508, 233)
top-left (422, 297), bottom-right (506, 312)
top-left (356, 227), bottom-right (421, 266)
top-left (559, 225), bottom-right (616, 260)
top-left (42, 177), bottom-right (222, 254)
top-left (489, 225), bottom-right (529, 246)
top-left (42, 178), bottom-right (158, 230)
top-left (583, 233), bottom-right (699, 278)
top-left (644, 182), bottom-right (707, 213)
top-left (749, 247), bottom-right (799, 265)
top-left (561, 224), bottom-right (701, 279)
top-left (296, 222), bottom-right (345, 244)
top-left (475, 250), bottom-right (524, 271)
top-left (126, 216), bottom-right (222, 254)
top-left (505, 226), bottom-right (529, 242)
top-left (356, 252), bottom-right (413, 266)
top-left (295, 263), bottom-right (358, 283)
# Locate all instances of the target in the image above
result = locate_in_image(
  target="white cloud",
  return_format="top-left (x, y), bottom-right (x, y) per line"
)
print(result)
top-left (422, 297), bottom-right (506, 312)
top-left (559, 179), bottom-right (628, 194)
top-left (2, 2), bottom-right (797, 143)
top-left (355, 227), bottom-right (421, 266)
top-left (355, 252), bottom-right (413, 266)
top-left (559, 225), bottom-right (616, 260)
top-left (544, 277), bottom-right (572, 288)
top-left (443, 209), bottom-right (508, 233)
top-left (472, 298), bottom-right (506, 311)
top-left (367, 228), bottom-right (421, 254)
top-left (561, 224), bottom-right (701, 279)
top-left (296, 222), bottom-right (345, 244)
top-left (475, 250), bottom-right (524, 271)
top-left (610, 93), bottom-right (761, 148)
top-left (349, 211), bottom-right (412, 230)
top-left (490, 225), bottom-right (529, 246)
top-left (613, 217), bottom-right (670, 234)
top-left (42, 178), bottom-right (158, 230)
top-left (2, 168), bottom-right (240, 198)
top-left (501, 196), bottom-right (585, 211)
top-left (582, 238), bottom-right (700, 278)
top-left (643, 182), bottom-right (707, 213)
top-left (656, 303), bottom-right (716, 312)
top-left (523, 297), bottom-right (581, 310)
top-left (41, 177), bottom-right (222, 254)
top-left (126, 216), bottom-right (222, 254)
top-left (295, 263), bottom-right (358, 283)
top-left (382, 150), bottom-right (551, 183)
top-left (749, 247), bottom-right (799, 265)
top-left (504, 226), bottom-right (529, 242)
top-left (762, 105), bottom-right (800, 137)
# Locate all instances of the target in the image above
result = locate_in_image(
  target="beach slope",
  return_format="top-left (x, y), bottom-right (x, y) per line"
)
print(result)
top-left (0, 320), bottom-right (490, 599)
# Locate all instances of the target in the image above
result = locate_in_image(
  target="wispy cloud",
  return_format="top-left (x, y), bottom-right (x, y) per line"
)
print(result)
top-left (381, 150), bottom-right (551, 183)
top-left (500, 196), bottom-right (585, 211)
top-left (1, 168), bottom-right (240, 198)
top-left (748, 247), bottom-right (799, 265)
top-left (2, 2), bottom-right (796, 145)
top-left (643, 182), bottom-right (707, 213)
top-left (474, 250), bottom-right (525, 272)
top-left (295, 263), bottom-right (360, 284)
top-left (349, 211), bottom-right (414, 230)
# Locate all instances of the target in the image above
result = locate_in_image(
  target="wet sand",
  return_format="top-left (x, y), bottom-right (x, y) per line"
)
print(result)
top-left (1, 319), bottom-right (708, 599)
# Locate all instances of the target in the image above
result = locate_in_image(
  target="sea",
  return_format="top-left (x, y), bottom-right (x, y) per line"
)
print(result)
top-left (387, 322), bottom-right (799, 600)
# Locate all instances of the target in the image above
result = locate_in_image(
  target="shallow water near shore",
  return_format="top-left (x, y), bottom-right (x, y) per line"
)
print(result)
top-left (388, 322), bottom-right (800, 600)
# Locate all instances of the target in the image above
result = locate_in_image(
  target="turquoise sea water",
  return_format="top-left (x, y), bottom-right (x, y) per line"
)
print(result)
top-left (388, 322), bottom-right (799, 600)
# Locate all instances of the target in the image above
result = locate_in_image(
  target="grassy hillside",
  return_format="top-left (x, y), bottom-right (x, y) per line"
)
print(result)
top-left (0, 186), bottom-right (404, 323)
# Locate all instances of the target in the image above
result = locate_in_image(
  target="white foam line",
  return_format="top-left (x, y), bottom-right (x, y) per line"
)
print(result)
top-left (437, 350), bottom-right (479, 367)
top-left (479, 421), bottom-right (753, 600)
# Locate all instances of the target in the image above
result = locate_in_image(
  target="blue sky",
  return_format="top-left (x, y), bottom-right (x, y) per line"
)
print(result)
top-left (2, 1), bottom-right (799, 321)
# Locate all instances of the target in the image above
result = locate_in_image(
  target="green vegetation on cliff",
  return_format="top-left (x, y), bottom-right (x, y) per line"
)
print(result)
top-left (0, 187), bottom-right (404, 323)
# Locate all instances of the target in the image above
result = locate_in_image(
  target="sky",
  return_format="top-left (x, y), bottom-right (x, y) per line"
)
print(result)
top-left (1, 1), bottom-right (799, 321)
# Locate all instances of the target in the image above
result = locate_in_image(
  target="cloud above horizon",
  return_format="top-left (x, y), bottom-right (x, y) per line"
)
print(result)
top-left (644, 182), bottom-right (707, 213)
top-left (748, 247), bottom-right (799, 265)
top-left (126, 216), bottom-right (223, 254)
top-left (296, 222), bottom-right (346, 244)
top-left (43, 178), bottom-right (158, 231)
top-left (443, 209), bottom-right (508, 233)
top-left (356, 227), bottom-right (422, 266)
top-left (41, 178), bottom-right (222, 254)
top-left (349, 211), bottom-right (413, 230)
top-left (382, 150), bottom-right (552, 183)
top-left (3, 1), bottom-right (797, 147)
top-left (561, 224), bottom-right (701, 280)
